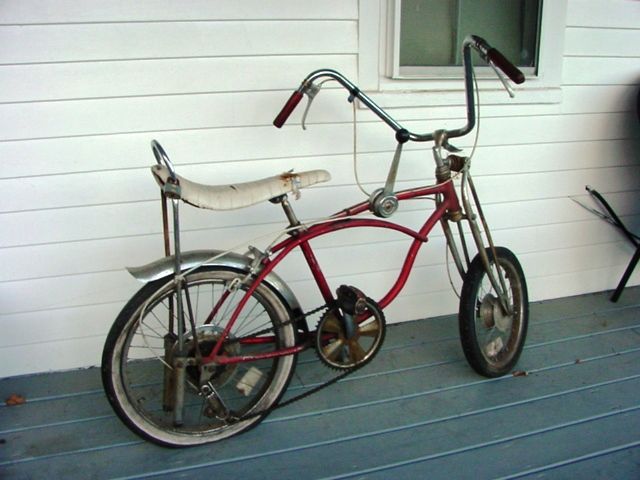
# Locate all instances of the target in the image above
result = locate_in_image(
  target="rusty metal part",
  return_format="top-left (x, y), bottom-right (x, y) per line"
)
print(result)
top-left (447, 209), bottom-right (464, 222)
top-left (315, 298), bottom-right (385, 370)
top-left (448, 154), bottom-right (467, 172)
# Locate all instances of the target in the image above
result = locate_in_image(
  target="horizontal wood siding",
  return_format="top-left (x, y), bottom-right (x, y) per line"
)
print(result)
top-left (0, 0), bottom-right (639, 377)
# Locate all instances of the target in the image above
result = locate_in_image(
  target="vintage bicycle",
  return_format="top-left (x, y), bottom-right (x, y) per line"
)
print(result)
top-left (102, 35), bottom-right (529, 447)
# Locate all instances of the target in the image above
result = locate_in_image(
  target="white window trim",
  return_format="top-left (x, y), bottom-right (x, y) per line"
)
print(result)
top-left (358, 0), bottom-right (567, 108)
top-left (388, 0), bottom-right (538, 80)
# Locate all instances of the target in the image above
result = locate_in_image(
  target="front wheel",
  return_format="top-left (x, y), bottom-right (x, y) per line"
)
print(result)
top-left (459, 247), bottom-right (528, 377)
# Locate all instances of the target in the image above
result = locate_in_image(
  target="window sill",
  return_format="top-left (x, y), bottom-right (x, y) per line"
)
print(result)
top-left (358, 0), bottom-right (568, 110)
top-left (360, 85), bottom-right (562, 110)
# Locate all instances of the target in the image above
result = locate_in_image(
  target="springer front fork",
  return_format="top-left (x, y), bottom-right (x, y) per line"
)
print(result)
top-left (433, 134), bottom-right (512, 315)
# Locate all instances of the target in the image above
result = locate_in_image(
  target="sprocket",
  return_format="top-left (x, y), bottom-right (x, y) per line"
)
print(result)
top-left (179, 325), bottom-right (240, 387)
top-left (315, 296), bottom-right (386, 370)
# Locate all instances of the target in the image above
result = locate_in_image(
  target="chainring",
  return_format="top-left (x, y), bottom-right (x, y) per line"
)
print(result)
top-left (315, 297), bottom-right (386, 370)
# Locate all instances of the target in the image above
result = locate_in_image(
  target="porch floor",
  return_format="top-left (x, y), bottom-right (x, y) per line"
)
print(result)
top-left (1, 287), bottom-right (640, 479)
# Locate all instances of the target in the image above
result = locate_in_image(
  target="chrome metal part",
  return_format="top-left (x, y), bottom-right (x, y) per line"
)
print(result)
top-left (301, 53), bottom-right (477, 143)
top-left (479, 294), bottom-right (513, 333)
top-left (162, 333), bottom-right (177, 411)
top-left (456, 220), bottom-right (472, 268)
top-left (171, 198), bottom-right (186, 353)
top-left (126, 249), bottom-right (303, 316)
top-left (370, 188), bottom-right (399, 218)
top-left (182, 325), bottom-right (240, 388)
top-left (162, 181), bottom-right (181, 200)
top-left (279, 194), bottom-right (302, 228)
top-left (298, 36), bottom-right (512, 145)
top-left (489, 61), bottom-right (515, 98)
top-left (301, 82), bottom-right (321, 130)
top-left (151, 140), bottom-right (177, 180)
top-left (432, 131), bottom-right (448, 175)
top-left (301, 69), bottom-right (403, 134)
top-left (172, 355), bottom-right (187, 426)
top-left (246, 245), bottom-right (268, 276)
top-left (441, 218), bottom-right (467, 280)
top-left (369, 140), bottom-right (403, 217)
top-left (384, 141), bottom-right (403, 194)
top-left (467, 174), bottom-right (510, 306)
top-left (200, 382), bottom-right (231, 420)
top-left (315, 297), bottom-right (385, 370)
top-left (459, 171), bottom-right (511, 314)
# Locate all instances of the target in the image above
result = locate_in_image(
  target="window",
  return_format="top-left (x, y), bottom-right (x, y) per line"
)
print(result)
top-left (357, 0), bottom-right (566, 106)
top-left (394, 0), bottom-right (541, 78)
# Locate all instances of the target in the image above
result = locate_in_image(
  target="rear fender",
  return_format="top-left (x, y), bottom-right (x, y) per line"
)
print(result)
top-left (126, 249), bottom-right (303, 316)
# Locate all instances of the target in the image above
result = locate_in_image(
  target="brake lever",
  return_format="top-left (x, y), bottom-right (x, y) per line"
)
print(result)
top-left (489, 61), bottom-right (515, 98)
top-left (301, 82), bottom-right (321, 130)
top-left (442, 138), bottom-right (462, 153)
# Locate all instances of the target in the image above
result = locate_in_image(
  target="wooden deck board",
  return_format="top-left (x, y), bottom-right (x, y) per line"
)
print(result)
top-left (1, 288), bottom-right (639, 479)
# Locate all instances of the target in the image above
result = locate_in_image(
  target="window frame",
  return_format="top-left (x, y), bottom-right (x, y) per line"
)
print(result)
top-left (390, 0), bottom-right (541, 79)
top-left (358, 0), bottom-right (567, 107)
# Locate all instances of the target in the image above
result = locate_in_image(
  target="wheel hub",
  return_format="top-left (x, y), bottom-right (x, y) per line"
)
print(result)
top-left (479, 294), bottom-right (512, 332)
top-left (180, 325), bottom-right (240, 387)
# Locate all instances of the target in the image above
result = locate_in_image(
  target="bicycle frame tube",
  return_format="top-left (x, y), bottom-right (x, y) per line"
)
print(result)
top-left (205, 180), bottom-right (460, 366)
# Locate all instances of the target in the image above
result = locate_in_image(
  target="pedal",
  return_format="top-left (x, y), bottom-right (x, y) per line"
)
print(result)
top-left (336, 285), bottom-right (367, 315)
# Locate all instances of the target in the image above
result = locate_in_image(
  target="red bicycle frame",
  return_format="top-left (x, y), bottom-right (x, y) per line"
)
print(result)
top-left (206, 179), bottom-right (461, 366)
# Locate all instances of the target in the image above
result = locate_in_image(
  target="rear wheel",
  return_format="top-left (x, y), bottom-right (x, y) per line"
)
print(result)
top-left (459, 247), bottom-right (528, 377)
top-left (102, 267), bottom-right (297, 447)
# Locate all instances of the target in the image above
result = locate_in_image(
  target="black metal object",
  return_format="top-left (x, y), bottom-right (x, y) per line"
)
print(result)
top-left (596, 87), bottom-right (640, 302)
top-left (585, 187), bottom-right (640, 303)
top-left (610, 87), bottom-right (640, 301)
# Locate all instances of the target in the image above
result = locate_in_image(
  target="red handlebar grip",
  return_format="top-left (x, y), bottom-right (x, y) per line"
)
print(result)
top-left (487, 48), bottom-right (525, 84)
top-left (273, 90), bottom-right (304, 128)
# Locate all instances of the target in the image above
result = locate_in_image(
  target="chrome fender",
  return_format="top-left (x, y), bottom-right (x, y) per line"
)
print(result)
top-left (126, 249), bottom-right (302, 315)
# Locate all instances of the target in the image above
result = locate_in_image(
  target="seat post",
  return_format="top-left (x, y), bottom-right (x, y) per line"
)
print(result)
top-left (272, 194), bottom-right (302, 230)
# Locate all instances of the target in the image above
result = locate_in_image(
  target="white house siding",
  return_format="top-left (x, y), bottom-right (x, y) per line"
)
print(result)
top-left (0, 0), bottom-right (638, 377)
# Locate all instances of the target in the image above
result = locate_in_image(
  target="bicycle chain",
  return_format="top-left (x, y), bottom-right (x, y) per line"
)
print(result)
top-left (224, 303), bottom-right (363, 423)
top-left (226, 303), bottom-right (328, 346)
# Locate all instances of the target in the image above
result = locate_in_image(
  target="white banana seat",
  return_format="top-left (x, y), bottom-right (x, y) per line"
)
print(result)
top-left (151, 164), bottom-right (331, 211)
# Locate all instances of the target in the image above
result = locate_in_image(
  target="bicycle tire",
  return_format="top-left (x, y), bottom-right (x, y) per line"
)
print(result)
top-left (101, 266), bottom-right (297, 447)
top-left (458, 247), bottom-right (528, 377)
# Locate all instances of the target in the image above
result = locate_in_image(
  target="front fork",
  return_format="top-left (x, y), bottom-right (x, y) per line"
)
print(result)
top-left (459, 171), bottom-right (512, 315)
top-left (433, 137), bottom-right (512, 315)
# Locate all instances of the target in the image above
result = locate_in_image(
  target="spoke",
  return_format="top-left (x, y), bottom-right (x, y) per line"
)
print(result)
top-left (150, 305), bottom-right (172, 333)
top-left (136, 321), bottom-right (168, 342)
top-left (323, 339), bottom-right (345, 361)
top-left (235, 320), bottom-right (273, 338)
top-left (183, 285), bottom-right (198, 334)
top-left (131, 333), bottom-right (165, 340)
top-left (234, 299), bottom-right (264, 336)
top-left (116, 269), bottom-right (296, 440)
top-left (348, 340), bottom-right (367, 363)
top-left (195, 284), bottom-right (201, 322)
top-left (322, 316), bottom-right (343, 334)
top-left (358, 321), bottom-right (379, 337)
top-left (211, 283), bottom-right (217, 324)
top-left (217, 285), bottom-right (240, 329)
